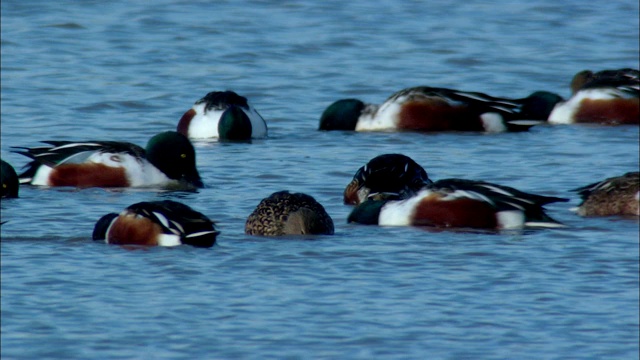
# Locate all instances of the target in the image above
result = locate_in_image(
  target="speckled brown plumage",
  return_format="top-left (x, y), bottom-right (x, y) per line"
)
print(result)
top-left (574, 172), bottom-right (640, 216)
top-left (245, 191), bottom-right (334, 236)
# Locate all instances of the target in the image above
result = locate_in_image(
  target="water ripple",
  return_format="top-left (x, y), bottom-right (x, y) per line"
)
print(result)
top-left (1, 0), bottom-right (638, 359)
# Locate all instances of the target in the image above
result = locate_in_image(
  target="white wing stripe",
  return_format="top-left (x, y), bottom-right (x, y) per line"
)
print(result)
top-left (152, 212), bottom-right (170, 228)
top-left (185, 230), bottom-right (219, 238)
top-left (444, 189), bottom-right (494, 205)
top-left (169, 220), bottom-right (185, 234)
top-left (50, 143), bottom-right (103, 151)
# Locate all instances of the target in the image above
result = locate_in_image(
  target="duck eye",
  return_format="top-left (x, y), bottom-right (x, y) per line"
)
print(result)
top-left (110, 155), bottom-right (121, 162)
top-left (181, 153), bottom-right (187, 159)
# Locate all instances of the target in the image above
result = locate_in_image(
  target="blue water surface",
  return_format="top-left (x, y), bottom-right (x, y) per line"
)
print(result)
top-left (1, 1), bottom-right (638, 359)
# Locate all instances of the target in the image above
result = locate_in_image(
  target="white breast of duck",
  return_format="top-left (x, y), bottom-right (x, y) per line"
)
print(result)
top-left (187, 102), bottom-right (267, 139)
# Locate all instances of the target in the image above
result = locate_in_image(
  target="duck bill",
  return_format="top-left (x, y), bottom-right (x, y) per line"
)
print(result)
top-left (183, 171), bottom-right (204, 188)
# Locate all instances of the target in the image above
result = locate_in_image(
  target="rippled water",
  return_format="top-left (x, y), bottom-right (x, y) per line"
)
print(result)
top-left (2, 1), bottom-right (639, 359)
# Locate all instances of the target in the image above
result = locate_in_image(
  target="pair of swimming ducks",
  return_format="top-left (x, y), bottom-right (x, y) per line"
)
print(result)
top-left (1, 68), bottom-right (638, 247)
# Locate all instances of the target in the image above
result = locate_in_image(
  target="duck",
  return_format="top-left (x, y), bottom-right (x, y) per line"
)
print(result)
top-left (344, 153), bottom-right (432, 205)
top-left (345, 154), bottom-right (568, 229)
top-left (570, 68), bottom-right (639, 94)
top-left (92, 200), bottom-right (219, 247)
top-left (13, 131), bottom-right (203, 189)
top-left (245, 191), bottom-right (335, 236)
top-left (549, 68), bottom-right (639, 125)
top-left (1, 159), bottom-right (19, 198)
top-left (572, 172), bottom-right (639, 216)
top-left (177, 90), bottom-right (268, 140)
top-left (319, 86), bottom-right (563, 133)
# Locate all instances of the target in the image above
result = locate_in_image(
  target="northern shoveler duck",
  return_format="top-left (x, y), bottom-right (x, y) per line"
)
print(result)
top-left (344, 153), bottom-right (432, 205)
top-left (93, 200), bottom-right (219, 247)
top-left (549, 68), bottom-right (639, 125)
top-left (573, 172), bottom-right (639, 216)
top-left (319, 87), bottom-right (563, 133)
top-left (570, 68), bottom-right (639, 94)
top-left (13, 131), bottom-right (203, 189)
top-left (177, 90), bottom-right (268, 140)
top-left (345, 154), bottom-right (568, 229)
top-left (245, 191), bottom-right (335, 236)
top-left (1, 159), bottom-right (19, 198)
